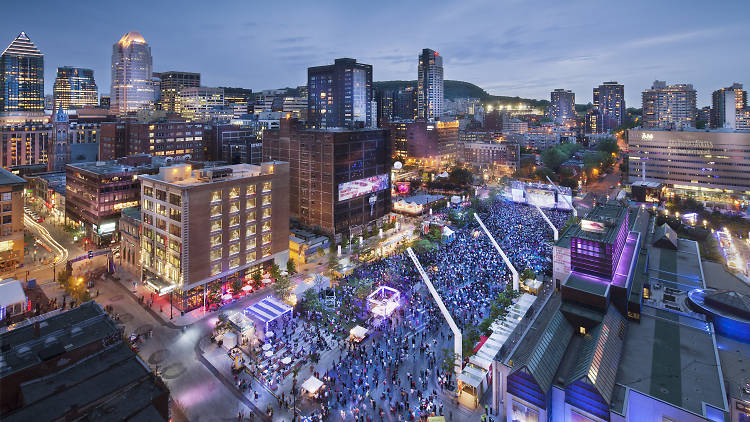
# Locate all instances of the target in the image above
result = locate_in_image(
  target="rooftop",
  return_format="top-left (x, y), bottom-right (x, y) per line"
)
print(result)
top-left (615, 306), bottom-right (727, 418)
top-left (0, 167), bottom-right (26, 187)
top-left (140, 162), bottom-right (285, 187)
top-left (120, 206), bottom-right (141, 222)
top-left (567, 201), bottom-right (628, 244)
top-left (66, 158), bottom-right (161, 176)
top-left (6, 343), bottom-right (167, 422)
top-left (0, 302), bottom-right (120, 377)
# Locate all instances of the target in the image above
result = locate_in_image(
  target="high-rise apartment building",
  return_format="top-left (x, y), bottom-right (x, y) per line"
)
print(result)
top-left (593, 82), bottom-right (625, 132)
top-left (99, 94), bottom-right (110, 109)
top-left (375, 89), bottom-right (395, 127)
top-left (138, 162), bottom-right (289, 311)
top-left (641, 81), bottom-right (697, 130)
top-left (550, 89), bottom-right (575, 124)
top-left (154, 71), bottom-right (200, 112)
top-left (387, 119), bottom-right (458, 164)
top-left (711, 83), bottom-right (747, 129)
top-left (0, 168), bottom-right (25, 272)
top-left (307, 58), bottom-right (373, 129)
top-left (221, 87), bottom-right (253, 117)
top-left (52, 67), bottom-right (98, 110)
top-left (263, 118), bottom-right (391, 237)
top-left (0, 32), bottom-right (44, 121)
top-left (99, 120), bottom-right (205, 161)
top-left (417, 49), bottom-right (444, 121)
top-left (396, 87), bottom-right (417, 120)
top-left (176, 86), bottom-right (227, 122)
top-left (111, 31), bottom-right (154, 115)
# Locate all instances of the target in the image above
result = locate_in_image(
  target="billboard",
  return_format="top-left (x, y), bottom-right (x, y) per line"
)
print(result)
top-left (338, 174), bottom-right (390, 201)
top-left (526, 188), bottom-right (556, 208)
top-left (581, 219), bottom-right (607, 233)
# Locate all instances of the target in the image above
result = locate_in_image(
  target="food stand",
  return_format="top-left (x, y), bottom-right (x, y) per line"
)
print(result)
top-left (301, 375), bottom-right (325, 398)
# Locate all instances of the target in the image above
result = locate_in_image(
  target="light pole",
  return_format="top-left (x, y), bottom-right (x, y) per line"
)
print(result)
top-left (170, 291), bottom-right (173, 320)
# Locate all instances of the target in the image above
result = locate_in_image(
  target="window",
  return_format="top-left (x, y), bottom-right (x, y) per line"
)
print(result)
top-left (262, 233), bottom-right (272, 244)
top-left (230, 257), bottom-right (240, 269)
top-left (229, 215), bottom-right (240, 227)
top-left (262, 194), bottom-right (272, 206)
top-left (246, 210), bottom-right (256, 222)
top-left (262, 246), bottom-right (271, 257)
top-left (143, 186), bottom-right (153, 197)
top-left (2, 215), bottom-right (10, 224)
top-left (262, 208), bottom-right (272, 219)
top-left (144, 199), bottom-right (154, 211)
top-left (211, 234), bottom-right (222, 246)
top-left (246, 184), bottom-right (256, 195)
top-left (211, 263), bottom-right (222, 275)
top-left (210, 204), bottom-right (222, 216)
top-left (229, 201), bottom-right (240, 214)
top-left (170, 208), bottom-right (181, 221)
top-left (156, 219), bottom-right (167, 231)
top-left (230, 229), bottom-right (240, 241)
top-left (229, 242), bottom-right (240, 255)
top-left (169, 193), bottom-right (181, 206)
top-left (169, 224), bottom-right (181, 237)
top-left (156, 204), bottom-right (167, 217)
top-left (156, 190), bottom-right (167, 201)
top-left (230, 187), bottom-right (240, 198)
top-left (211, 190), bottom-right (222, 202)
top-left (246, 251), bottom-right (256, 263)
top-left (262, 221), bottom-right (271, 232)
top-left (210, 248), bottom-right (222, 261)
top-left (246, 197), bottom-right (256, 209)
top-left (246, 225), bottom-right (256, 237)
top-left (169, 239), bottom-right (181, 253)
top-left (210, 220), bottom-right (222, 232)
top-left (262, 181), bottom-right (272, 192)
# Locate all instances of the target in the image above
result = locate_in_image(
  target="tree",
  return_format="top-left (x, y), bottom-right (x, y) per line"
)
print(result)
top-left (272, 275), bottom-right (294, 301)
top-left (286, 259), bottom-right (297, 274)
top-left (596, 137), bottom-right (619, 155)
top-left (328, 254), bottom-right (340, 273)
top-left (270, 263), bottom-right (281, 279)
top-left (521, 268), bottom-right (537, 281)
top-left (231, 277), bottom-right (242, 294)
top-left (252, 271), bottom-right (263, 289)
top-left (448, 166), bottom-right (473, 186)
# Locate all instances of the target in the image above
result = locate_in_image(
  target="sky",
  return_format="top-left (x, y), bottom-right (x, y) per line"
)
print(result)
top-left (4, 0), bottom-right (749, 107)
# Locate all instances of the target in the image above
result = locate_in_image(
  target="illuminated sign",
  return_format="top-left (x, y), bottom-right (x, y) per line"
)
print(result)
top-left (395, 182), bottom-right (410, 195)
top-left (581, 219), bottom-right (607, 233)
top-left (641, 133), bottom-right (654, 141)
top-left (98, 222), bottom-right (116, 234)
top-left (338, 174), bottom-right (389, 201)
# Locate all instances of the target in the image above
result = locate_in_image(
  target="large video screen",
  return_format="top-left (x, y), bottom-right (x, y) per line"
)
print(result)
top-left (526, 188), bottom-right (556, 208)
top-left (338, 174), bottom-right (390, 201)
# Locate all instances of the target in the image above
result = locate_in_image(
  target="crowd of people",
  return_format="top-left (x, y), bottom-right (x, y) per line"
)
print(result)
top-left (288, 199), bottom-right (569, 420)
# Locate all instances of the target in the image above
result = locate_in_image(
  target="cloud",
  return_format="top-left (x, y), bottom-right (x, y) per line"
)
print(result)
top-left (621, 28), bottom-right (723, 48)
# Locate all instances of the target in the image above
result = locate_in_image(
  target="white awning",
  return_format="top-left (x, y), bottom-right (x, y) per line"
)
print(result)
top-left (301, 376), bottom-right (324, 394)
top-left (0, 280), bottom-right (25, 309)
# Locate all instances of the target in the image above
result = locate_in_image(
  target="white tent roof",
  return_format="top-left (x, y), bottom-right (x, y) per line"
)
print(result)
top-left (301, 376), bottom-right (324, 394)
top-left (458, 365), bottom-right (485, 388)
top-left (350, 325), bottom-right (368, 339)
top-left (0, 280), bottom-right (25, 308)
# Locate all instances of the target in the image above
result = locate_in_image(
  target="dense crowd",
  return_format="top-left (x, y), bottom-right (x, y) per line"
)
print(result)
top-left (292, 199), bottom-right (569, 420)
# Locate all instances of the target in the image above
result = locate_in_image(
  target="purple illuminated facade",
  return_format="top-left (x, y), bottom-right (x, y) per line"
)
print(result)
top-left (570, 211), bottom-right (629, 280)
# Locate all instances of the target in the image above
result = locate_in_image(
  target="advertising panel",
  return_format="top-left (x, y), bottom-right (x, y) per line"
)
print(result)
top-left (526, 188), bottom-right (556, 208)
top-left (338, 174), bottom-right (390, 201)
top-left (581, 219), bottom-right (607, 233)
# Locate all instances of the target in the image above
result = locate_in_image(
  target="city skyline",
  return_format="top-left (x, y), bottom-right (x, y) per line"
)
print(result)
top-left (3, 0), bottom-right (749, 106)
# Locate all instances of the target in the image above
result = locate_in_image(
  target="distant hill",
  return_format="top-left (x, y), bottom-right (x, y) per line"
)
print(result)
top-left (373, 80), bottom-right (550, 108)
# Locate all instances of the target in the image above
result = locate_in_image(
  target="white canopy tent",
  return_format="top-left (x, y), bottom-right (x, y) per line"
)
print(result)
top-left (301, 375), bottom-right (324, 395)
top-left (0, 279), bottom-right (26, 320)
top-left (349, 325), bottom-right (368, 342)
top-left (243, 296), bottom-right (293, 334)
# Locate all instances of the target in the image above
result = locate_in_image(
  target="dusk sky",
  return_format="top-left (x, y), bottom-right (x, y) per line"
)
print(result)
top-left (5, 0), bottom-right (749, 106)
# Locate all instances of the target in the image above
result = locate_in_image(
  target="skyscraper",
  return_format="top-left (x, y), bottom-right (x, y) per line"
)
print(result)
top-left (417, 49), bottom-right (443, 121)
top-left (110, 31), bottom-right (154, 115)
top-left (593, 82), bottom-right (625, 132)
top-left (549, 89), bottom-right (575, 124)
top-left (307, 58), bottom-right (373, 129)
top-left (154, 71), bottom-right (200, 112)
top-left (641, 80), bottom-right (696, 130)
top-left (53, 67), bottom-right (98, 110)
top-left (0, 32), bottom-right (44, 117)
top-left (711, 83), bottom-right (747, 129)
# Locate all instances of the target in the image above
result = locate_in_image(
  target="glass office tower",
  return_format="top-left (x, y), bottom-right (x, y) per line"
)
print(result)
top-left (53, 67), bottom-right (98, 110)
top-left (307, 58), bottom-right (373, 129)
top-left (111, 31), bottom-right (154, 115)
top-left (0, 32), bottom-right (44, 114)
